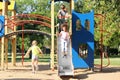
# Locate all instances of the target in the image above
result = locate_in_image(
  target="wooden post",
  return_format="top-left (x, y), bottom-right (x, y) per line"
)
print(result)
top-left (0, 38), bottom-right (1, 66)
top-left (0, 11), bottom-right (2, 15)
top-left (11, 10), bottom-right (16, 66)
top-left (69, 0), bottom-right (74, 34)
top-left (5, 38), bottom-right (8, 69)
top-left (1, 0), bottom-right (8, 70)
top-left (11, 38), bottom-right (16, 66)
top-left (50, 0), bottom-right (55, 70)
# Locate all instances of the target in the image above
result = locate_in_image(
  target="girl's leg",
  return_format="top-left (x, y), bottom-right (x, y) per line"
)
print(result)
top-left (61, 40), bottom-right (64, 53)
top-left (35, 59), bottom-right (39, 71)
top-left (64, 42), bottom-right (68, 55)
top-left (32, 59), bottom-right (35, 73)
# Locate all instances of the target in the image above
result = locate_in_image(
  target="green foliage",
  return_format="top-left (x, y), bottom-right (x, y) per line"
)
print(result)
top-left (16, 0), bottom-right (51, 51)
top-left (15, 0), bottom-right (119, 51)
top-left (75, 0), bottom-right (120, 48)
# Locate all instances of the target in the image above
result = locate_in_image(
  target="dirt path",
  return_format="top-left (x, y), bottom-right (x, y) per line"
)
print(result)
top-left (0, 62), bottom-right (120, 80)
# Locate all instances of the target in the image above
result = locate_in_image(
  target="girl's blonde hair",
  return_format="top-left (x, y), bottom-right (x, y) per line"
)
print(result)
top-left (32, 40), bottom-right (37, 45)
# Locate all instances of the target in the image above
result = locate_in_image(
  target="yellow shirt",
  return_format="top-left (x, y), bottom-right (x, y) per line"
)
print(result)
top-left (30, 45), bottom-right (40, 56)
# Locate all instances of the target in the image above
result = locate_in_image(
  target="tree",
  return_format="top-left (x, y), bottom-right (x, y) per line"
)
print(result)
top-left (16, 0), bottom-right (51, 51)
top-left (74, 0), bottom-right (120, 48)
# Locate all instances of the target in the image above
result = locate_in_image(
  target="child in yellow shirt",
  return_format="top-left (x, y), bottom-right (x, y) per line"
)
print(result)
top-left (25, 40), bottom-right (43, 73)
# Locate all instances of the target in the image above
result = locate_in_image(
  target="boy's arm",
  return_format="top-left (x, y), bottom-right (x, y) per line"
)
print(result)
top-left (57, 10), bottom-right (61, 18)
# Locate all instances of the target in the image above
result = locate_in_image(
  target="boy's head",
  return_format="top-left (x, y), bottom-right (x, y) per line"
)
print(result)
top-left (32, 40), bottom-right (37, 45)
top-left (61, 4), bottom-right (65, 9)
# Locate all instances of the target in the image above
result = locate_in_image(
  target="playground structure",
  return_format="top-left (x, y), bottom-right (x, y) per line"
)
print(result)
top-left (0, 0), bottom-right (110, 76)
top-left (0, 0), bottom-right (52, 69)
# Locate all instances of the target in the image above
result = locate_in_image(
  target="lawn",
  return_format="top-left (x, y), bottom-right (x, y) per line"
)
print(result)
top-left (94, 55), bottom-right (120, 66)
top-left (8, 54), bottom-right (120, 66)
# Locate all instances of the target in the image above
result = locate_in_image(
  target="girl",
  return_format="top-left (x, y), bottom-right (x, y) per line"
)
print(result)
top-left (25, 40), bottom-right (43, 73)
top-left (58, 23), bottom-right (70, 57)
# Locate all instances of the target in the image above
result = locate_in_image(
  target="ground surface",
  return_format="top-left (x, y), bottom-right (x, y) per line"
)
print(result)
top-left (0, 62), bottom-right (120, 80)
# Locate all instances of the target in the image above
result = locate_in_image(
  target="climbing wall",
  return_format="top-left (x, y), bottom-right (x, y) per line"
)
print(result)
top-left (72, 10), bottom-right (94, 69)
top-left (0, 16), bottom-right (4, 37)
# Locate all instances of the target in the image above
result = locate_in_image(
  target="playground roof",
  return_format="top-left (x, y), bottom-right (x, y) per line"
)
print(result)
top-left (0, 0), bottom-right (16, 11)
top-left (0, 0), bottom-right (10, 5)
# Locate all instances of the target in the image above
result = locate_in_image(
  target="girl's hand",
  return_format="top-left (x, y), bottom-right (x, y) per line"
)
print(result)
top-left (40, 53), bottom-right (44, 57)
top-left (24, 54), bottom-right (29, 58)
top-left (56, 32), bottom-right (59, 37)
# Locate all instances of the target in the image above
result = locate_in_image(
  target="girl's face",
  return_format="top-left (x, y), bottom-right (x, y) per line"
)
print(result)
top-left (62, 26), bottom-right (66, 31)
top-left (32, 41), bottom-right (37, 45)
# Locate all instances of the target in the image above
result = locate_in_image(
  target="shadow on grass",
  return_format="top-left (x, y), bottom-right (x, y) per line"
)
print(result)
top-left (7, 64), bottom-right (50, 72)
top-left (100, 67), bottom-right (120, 73)
top-left (8, 57), bottom-right (50, 63)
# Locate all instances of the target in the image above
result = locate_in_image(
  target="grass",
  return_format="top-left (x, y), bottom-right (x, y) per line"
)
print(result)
top-left (8, 54), bottom-right (52, 62)
top-left (94, 55), bottom-right (120, 66)
top-left (8, 54), bottom-right (120, 66)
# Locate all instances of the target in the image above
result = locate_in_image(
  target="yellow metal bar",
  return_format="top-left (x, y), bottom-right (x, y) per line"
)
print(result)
top-left (50, 0), bottom-right (55, 70)
top-left (1, 37), bottom-right (4, 70)
top-left (1, 0), bottom-right (8, 70)
top-left (0, 10), bottom-right (2, 15)
top-left (5, 38), bottom-right (8, 69)
top-left (11, 10), bottom-right (16, 66)
top-left (69, 0), bottom-right (74, 35)
top-left (11, 38), bottom-right (16, 66)
top-left (0, 38), bottom-right (1, 66)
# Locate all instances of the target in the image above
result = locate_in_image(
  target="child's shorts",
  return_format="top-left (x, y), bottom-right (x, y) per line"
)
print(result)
top-left (32, 54), bottom-right (38, 60)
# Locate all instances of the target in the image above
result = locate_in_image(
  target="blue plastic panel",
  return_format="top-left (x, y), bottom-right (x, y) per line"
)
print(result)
top-left (72, 10), bottom-right (94, 68)
top-left (0, 16), bottom-right (4, 37)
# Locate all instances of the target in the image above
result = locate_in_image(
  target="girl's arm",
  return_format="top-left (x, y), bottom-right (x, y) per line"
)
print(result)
top-left (24, 47), bottom-right (31, 57)
top-left (56, 32), bottom-right (62, 37)
top-left (39, 48), bottom-right (43, 54)
top-left (38, 47), bottom-right (44, 57)
top-left (67, 32), bottom-right (70, 39)
top-left (59, 32), bottom-right (62, 37)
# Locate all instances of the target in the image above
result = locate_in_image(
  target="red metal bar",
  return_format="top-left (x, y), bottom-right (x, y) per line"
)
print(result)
top-left (22, 24), bottom-right (24, 66)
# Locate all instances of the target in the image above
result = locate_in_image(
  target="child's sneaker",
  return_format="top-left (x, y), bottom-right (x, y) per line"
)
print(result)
top-left (63, 54), bottom-right (67, 58)
top-left (32, 71), bottom-right (35, 74)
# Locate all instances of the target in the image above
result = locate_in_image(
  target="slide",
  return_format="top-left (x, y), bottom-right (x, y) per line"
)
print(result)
top-left (57, 37), bottom-right (74, 76)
